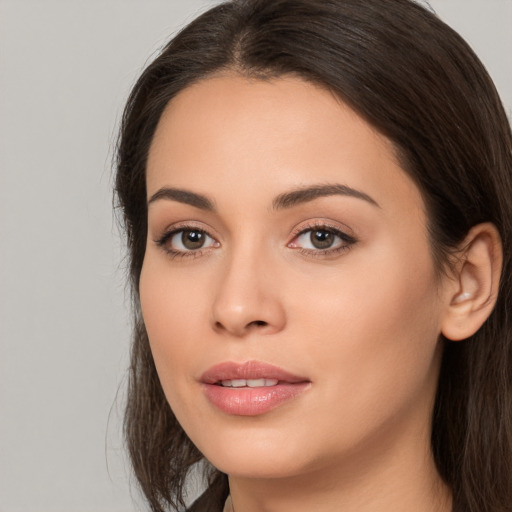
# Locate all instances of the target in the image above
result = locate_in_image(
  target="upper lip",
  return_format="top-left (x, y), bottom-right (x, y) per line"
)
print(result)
top-left (200, 360), bottom-right (309, 384)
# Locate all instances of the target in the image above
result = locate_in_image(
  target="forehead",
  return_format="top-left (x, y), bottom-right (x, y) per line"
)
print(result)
top-left (146, 74), bottom-right (424, 217)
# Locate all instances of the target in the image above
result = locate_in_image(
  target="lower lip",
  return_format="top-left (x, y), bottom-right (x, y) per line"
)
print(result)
top-left (202, 382), bottom-right (310, 416)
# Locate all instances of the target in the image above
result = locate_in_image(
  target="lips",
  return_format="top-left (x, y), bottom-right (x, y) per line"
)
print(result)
top-left (200, 361), bottom-right (311, 416)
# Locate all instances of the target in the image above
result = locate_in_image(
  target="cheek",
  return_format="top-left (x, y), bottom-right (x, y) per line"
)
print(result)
top-left (139, 256), bottom-right (206, 401)
top-left (289, 238), bottom-right (444, 431)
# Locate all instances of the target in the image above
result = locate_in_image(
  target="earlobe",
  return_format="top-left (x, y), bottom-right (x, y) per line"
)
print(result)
top-left (441, 223), bottom-right (502, 341)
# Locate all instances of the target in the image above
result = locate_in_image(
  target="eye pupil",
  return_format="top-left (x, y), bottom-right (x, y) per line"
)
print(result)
top-left (311, 230), bottom-right (334, 249)
top-left (182, 230), bottom-right (205, 249)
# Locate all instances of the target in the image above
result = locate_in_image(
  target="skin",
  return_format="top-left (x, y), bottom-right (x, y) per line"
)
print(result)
top-left (140, 74), bottom-right (466, 512)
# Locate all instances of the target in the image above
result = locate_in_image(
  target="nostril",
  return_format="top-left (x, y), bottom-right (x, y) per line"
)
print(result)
top-left (214, 319), bottom-right (268, 333)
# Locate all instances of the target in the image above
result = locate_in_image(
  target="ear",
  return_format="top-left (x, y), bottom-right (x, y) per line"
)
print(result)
top-left (441, 222), bottom-right (502, 341)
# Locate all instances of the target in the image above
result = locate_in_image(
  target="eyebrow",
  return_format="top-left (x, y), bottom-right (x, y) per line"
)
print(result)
top-left (147, 183), bottom-right (379, 212)
top-left (272, 184), bottom-right (379, 210)
top-left (147, 187), bottom-right (215, 211)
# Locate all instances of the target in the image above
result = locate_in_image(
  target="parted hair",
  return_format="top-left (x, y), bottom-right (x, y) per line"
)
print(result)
top-left (115, 1), bottom-right (512, 511)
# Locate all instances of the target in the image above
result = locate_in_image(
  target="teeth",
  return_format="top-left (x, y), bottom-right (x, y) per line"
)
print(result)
top-left (220, 378), bottom-right (279, 388)
top-left (247, 378), bottom-right (265, 387)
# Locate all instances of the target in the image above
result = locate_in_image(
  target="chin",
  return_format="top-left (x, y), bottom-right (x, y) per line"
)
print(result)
top-left (191, 423), bottom-right (322, 480)
top-left (208, 453), bottom-right (306, 480)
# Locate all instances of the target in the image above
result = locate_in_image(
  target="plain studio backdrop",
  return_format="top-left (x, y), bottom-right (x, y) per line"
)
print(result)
top-left (0, 1), bottom-right (510, 511)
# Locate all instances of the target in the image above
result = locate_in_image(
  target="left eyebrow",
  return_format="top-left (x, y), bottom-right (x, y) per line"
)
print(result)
top-left (272, 184), bottom-right (380, 210)
top-left (147, 187), bottom-right (215, 211)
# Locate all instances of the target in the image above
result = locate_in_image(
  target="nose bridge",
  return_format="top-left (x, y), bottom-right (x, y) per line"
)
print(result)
top-left (211, 235), bottom-right (286, 336)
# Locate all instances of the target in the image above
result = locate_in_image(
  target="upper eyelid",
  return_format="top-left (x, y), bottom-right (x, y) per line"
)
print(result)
top-left (153, 220), bottom-right (220, 241)
top-left (290, 220), bottom-right (356, 239)
top-left (290, 227), bottom-right (355, 246)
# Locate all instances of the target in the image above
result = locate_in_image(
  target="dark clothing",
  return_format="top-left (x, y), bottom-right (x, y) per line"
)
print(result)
top-left (187, 479), bottom-right (229, 512)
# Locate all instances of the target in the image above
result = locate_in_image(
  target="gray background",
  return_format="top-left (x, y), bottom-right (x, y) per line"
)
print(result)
top-left (0, 1), bottom-right (510, 511)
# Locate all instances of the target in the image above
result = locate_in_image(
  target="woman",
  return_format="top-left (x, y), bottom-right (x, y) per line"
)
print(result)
top-left (115, 0), bottom-right (512, 511)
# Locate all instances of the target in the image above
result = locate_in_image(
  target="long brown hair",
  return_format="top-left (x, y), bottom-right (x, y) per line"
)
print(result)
top-left (115, 1), bottom-right (512, 510)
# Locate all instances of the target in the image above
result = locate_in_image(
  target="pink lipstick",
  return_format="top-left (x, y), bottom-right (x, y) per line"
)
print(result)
top-left (200, 361), bottom-right (310, 416)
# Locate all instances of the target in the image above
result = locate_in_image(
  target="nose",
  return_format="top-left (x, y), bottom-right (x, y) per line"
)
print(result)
top-left (211, 247), bottom-right (286, 337)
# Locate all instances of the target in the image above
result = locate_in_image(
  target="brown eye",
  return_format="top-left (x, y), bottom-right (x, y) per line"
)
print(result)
top-left (161, 228), bottom-right (218, 253)
top-left (310, 229), bottom-right (335, 249)
top-left (181, 230), bottom-right (206, 250)
top-left (289, 225), bottom-right (356, 254)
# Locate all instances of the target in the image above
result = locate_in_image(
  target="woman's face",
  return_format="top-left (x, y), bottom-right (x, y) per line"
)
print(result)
top-left (140, 75), bottom-right (453, 479)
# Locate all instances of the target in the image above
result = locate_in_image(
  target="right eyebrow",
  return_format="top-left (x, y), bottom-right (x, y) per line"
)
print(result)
top-left (147, 187), bottom-right (216, 211)
top-left (272, 183), bottom-right (380, 210)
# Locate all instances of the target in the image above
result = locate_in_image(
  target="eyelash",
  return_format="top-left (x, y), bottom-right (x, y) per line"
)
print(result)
top-left (154, 222), bottom-right (357, 260)
top-left (289, 222), bottom-right (357, 258)
top-left (154, 223), bottom-right (217, 260)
